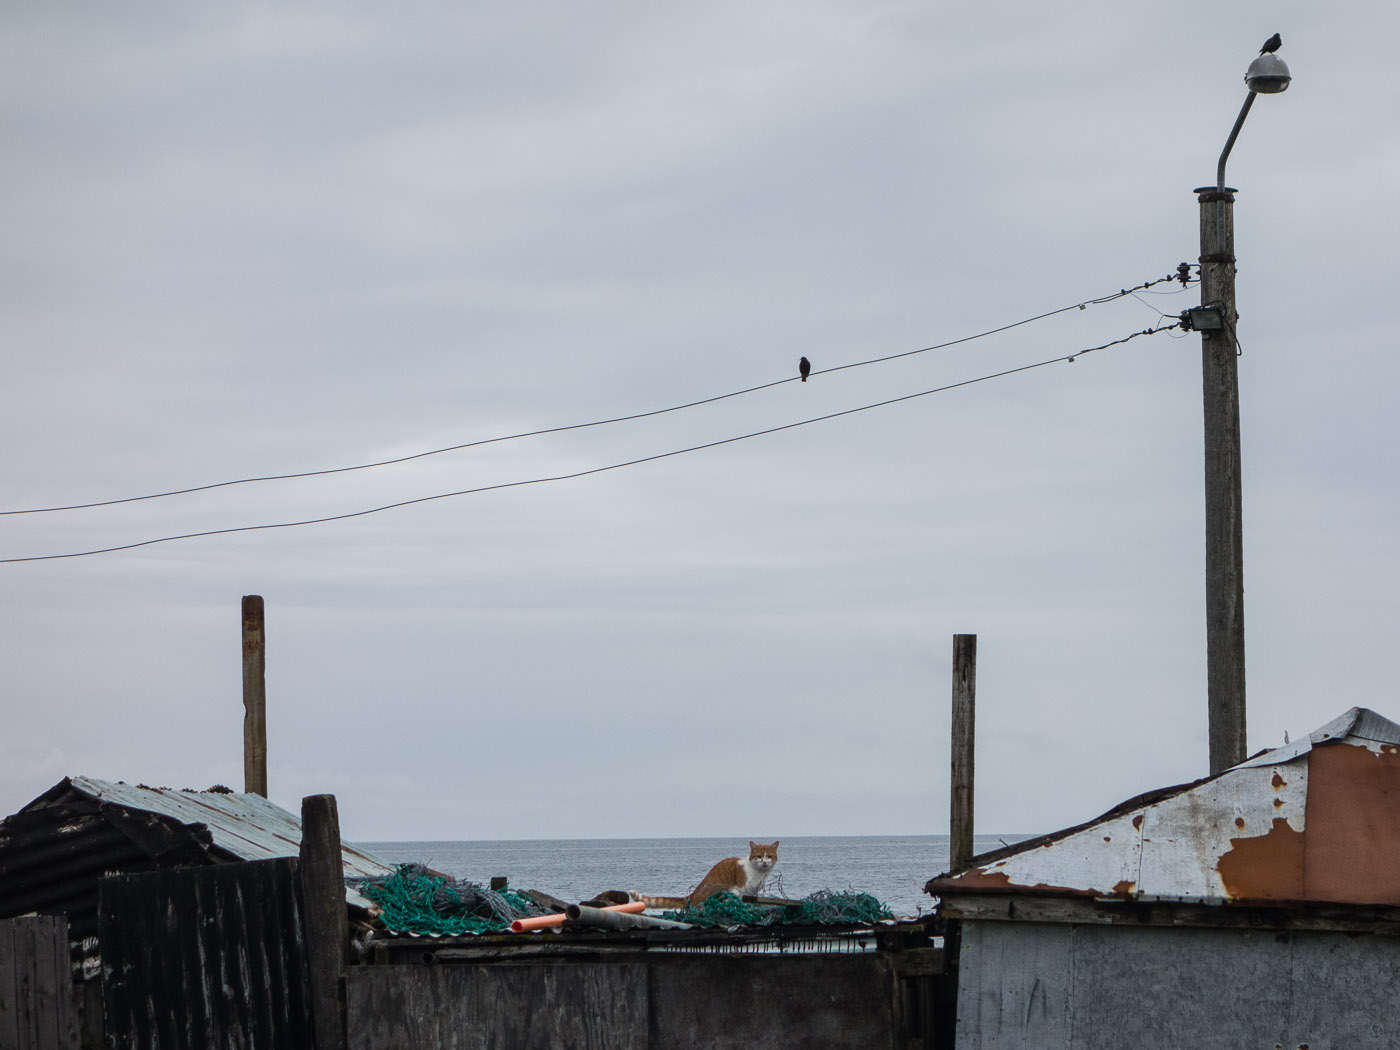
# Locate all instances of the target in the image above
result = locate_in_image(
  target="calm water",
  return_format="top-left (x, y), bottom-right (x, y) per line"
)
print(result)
top-left (354, 835), bottom-right (1028, 919)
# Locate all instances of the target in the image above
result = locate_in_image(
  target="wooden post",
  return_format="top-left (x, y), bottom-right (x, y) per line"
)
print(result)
top-left (950, 634), bottom-right (977, 872)
top-left (242, 595), bottom-right (268, 797)
top-left (301, 794), bottom-right (348, 1050)
top-left (1197, 187), bottom-right (1247, 774)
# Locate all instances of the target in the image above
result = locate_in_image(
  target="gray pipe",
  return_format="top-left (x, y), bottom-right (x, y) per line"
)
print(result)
top-left (564, 904), bottom-right (692, 931)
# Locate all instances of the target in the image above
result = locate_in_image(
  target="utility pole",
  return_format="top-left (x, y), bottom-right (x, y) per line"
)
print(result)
top-left (1196, 184), bottom-right (1247, 775)
top-left (1190, 45), bottom-right (1291, 775)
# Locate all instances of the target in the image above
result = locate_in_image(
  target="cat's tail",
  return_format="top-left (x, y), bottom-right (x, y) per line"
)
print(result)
top-left (628, 890), bottom-right (689, 910)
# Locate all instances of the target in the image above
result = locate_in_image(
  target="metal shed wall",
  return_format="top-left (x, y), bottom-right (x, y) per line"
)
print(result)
top-left (955, 920), bottom-right (1400, 1050)
top-left (98, 858), bottom-right (315, 1050)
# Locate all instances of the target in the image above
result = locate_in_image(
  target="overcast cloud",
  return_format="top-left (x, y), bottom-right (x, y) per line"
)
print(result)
top-left (3, 1), bottom-right (1398, 844)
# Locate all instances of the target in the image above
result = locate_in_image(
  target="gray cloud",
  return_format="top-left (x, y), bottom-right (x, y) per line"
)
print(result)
top-left (3, 0), bottom-right (1398, 843)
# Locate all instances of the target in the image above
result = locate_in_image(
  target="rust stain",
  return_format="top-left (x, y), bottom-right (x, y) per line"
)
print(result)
top-left (1132, 814), bottom-right (1144, 830)
top-left (931, 870), bottom-right (1015, 890)
top-left (1103, 836), bottom-right (1111, 843)
top-left (1234, 817), bottom-right (1245, 829)
top-left (1273, 798), bottom-right (1285, 808)
top-left (924, 868), bottom-right (1099, 898)
top-left (1271, 772), bottom-right (1287, 790)
top-left (1216, 817), bottom-right (1305, 902)
top-left (1111, 880), bottom-right (1137, 897)
top-left (1303, 741), bottom-right (1400, 905)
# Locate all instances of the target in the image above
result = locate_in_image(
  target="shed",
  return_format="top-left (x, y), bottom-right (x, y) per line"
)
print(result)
top-left (0, 775), bottom-right (393, 959)
top-left (925, 707), bottom-right (1400, 1049)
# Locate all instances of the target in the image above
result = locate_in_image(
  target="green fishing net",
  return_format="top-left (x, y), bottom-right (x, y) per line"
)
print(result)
top-left (356, 866), bottom-right (893, 935)
top-left (355, 864), bottom-right (546, 935)
top-left (662, 890), bottom-right (894, 928)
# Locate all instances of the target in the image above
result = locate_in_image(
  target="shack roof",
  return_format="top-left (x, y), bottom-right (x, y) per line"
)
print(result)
top-left (0, 775), bottom-right (394, 922)
top-left (926, 707), bottom-right (1400, 909)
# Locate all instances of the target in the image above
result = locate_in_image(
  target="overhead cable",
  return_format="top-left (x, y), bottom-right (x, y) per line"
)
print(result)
top-left (0, 322), bottom-right (1180, 564)
top-left (0, 272), bottom-right (1192, 518)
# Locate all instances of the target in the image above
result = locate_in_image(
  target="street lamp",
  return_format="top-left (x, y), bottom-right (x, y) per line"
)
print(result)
top-left (1190, 45), bottom-right (1291, 775)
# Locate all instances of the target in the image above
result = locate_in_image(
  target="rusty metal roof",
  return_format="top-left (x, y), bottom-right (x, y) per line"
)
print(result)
top-left (64, 776), bottom-right (393, 879)
top-left (8, 776), bottom-right (394, 912)
top-left (926, 707), bottom-right (1400, 908)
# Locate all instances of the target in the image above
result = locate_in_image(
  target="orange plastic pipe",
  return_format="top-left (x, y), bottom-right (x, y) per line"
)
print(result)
top-left (510, 900), bottom-right (645, 932)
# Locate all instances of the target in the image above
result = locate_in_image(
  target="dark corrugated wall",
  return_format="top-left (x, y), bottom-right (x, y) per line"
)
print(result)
top-left (0, 783), bottom-right (216, 949)
top-left (99, 858), bottom-right (314, 1050)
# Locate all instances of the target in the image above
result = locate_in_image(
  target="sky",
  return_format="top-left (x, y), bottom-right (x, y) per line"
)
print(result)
top-left (3, 1), bottom-right (1398, 846)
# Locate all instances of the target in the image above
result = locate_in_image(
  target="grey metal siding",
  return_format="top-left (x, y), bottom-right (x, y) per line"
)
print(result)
top-left (956, 921), bottom-right (1400, 1050)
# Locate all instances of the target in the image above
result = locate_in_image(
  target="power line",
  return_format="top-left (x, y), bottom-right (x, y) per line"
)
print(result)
top-left (0, 322), bottom-right (1180, 564)
top-left (0, 272), bottom-right (1191, 518)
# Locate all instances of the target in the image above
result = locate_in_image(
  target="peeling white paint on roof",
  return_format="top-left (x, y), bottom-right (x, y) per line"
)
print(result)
top-left (928, 708), bottom-right (1400, 907)
top-left (1237, 707), bottom-right (1400, 770)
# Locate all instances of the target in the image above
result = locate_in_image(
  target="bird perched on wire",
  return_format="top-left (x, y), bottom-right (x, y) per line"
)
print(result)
top-left (798, 356), bottom-right (811, 382)
top-left (1259, 32), bottom-right (1281, 54)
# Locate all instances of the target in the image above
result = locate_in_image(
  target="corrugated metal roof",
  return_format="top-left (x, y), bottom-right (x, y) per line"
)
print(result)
top-left (926, 707), bottom-right (1400, 908)
top-left (64, 776), bottom-right (394, 910)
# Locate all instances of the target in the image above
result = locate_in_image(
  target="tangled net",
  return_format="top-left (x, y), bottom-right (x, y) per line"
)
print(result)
top-left (354, 866), bottom-right (894, 935)
top-left (354, 864), bottom-right (546, 935)
top-left (662, 890), bottom-right (893, 928)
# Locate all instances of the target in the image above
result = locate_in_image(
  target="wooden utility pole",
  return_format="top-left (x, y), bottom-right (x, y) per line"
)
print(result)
top-left (1197, 187), bottom-right (1247, 775)
top-left (242, 595), bottom-right (268, 796)
top-left (950, 634), bottom-right (977, 871)
top-left (301, 794), bottom-right (348, 1050)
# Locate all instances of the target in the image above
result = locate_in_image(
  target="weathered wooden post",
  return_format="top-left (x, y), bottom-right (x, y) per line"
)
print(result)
top-left (950, 634), bottom-right (977, 872)
top-left (242, 595), bottom-right (268, 797)
top-left (301, 794), bottom-right (349, 1050)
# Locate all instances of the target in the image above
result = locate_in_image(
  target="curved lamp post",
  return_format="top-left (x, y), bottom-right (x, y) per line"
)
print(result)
top-left (1194, 49), bottom-right (1291, 775)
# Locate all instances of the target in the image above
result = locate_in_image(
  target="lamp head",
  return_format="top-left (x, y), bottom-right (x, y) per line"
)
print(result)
top-left (1244, 54), bottom-right (1291, 94)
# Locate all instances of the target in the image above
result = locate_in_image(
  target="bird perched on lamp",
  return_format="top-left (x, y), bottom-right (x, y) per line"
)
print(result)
top-left (798, 356), bottom-right (811, 382)
top-left (1259, 32), bottom-right (1281, 54)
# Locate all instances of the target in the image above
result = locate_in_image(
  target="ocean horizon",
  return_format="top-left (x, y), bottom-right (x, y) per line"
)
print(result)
top-left (355, 833), bottom-right (1032, 920)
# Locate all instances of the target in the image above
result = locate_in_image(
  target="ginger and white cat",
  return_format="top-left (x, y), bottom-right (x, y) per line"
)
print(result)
top-left (631, 841), bottom-right (779, 909)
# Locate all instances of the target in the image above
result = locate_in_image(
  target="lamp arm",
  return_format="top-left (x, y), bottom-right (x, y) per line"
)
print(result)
top-left (1216, 91), bottom-right (1258, 191)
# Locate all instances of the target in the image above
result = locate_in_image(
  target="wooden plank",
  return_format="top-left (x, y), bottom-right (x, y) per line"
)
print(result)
top-left (650, 953), bottom-right (900, 1050)
top-left (0, 918), bottom-right (18, 1050)
top-left (20, 918), bottom-right (39, 1050)
top-left (31, 917), bottom-right (61, 1049)
top-left (346, 963), bottom-right (649, 1050)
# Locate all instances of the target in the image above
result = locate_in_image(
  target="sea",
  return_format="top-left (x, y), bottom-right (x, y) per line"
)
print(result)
top-left (354, 835), bottom-right (1029, 920)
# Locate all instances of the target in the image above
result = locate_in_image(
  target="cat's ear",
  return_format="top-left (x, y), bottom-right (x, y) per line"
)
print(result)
top-left (749, 841), bottom-right (757, 849)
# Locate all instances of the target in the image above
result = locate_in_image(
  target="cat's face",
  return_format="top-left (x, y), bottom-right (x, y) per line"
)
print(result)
top-left (748, 840), bottom-right (779, 873)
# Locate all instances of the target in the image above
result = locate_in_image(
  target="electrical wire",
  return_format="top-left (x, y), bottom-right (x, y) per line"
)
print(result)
top-left (0, 322), bottom-right (1180, 564)
top-left (0, 273), bottom-right (1189, 518)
